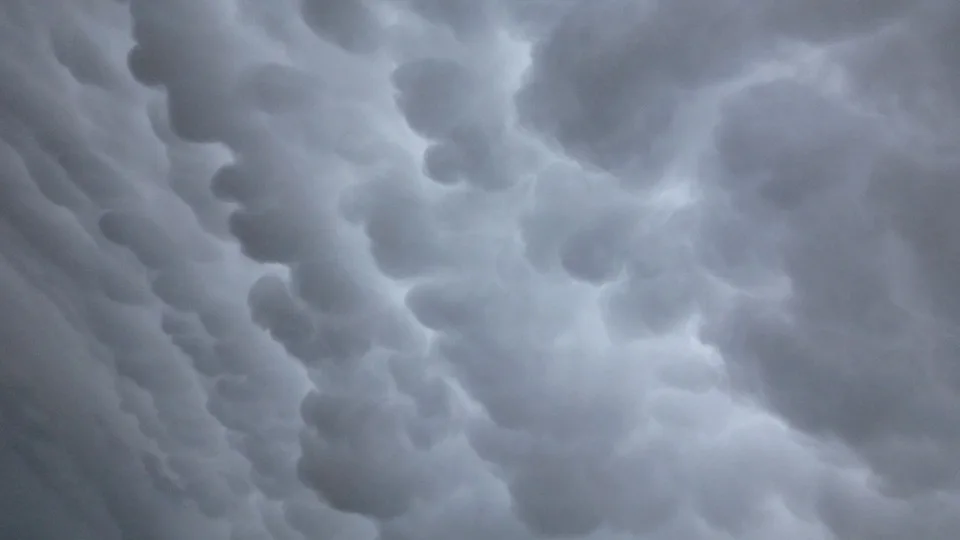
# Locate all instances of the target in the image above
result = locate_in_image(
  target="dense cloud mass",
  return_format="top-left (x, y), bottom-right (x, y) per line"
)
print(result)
top-left (1, 0), bottom-right (959, 539)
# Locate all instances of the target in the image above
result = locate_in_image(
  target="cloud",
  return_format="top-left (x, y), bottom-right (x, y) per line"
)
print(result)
top-left (301, 0), bottom-right (383, 54)
top-left (515, 0), bottom-right (762, 177)
top-left (2, 0), bottom-right (960, 539)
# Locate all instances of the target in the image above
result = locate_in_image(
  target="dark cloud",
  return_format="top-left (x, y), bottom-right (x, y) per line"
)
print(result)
top-left (515, 0), bottom-right (762, 176)
top-left (301, 0), bottom-right (383, 55)
top-left (699, 65), bottom-right (960, 507)
top-left (392, 58), bottom-right (479, 139)
top-left (355, 176), bottom-right (448, 278)
top-left (235, 63), bottom-right (322, 115)
top-left (395, 0), bottom-right (494, 39)
top-left (392, 54), bottom-right (525, 190)
top-left (3, 0), bottom-right (960, 539)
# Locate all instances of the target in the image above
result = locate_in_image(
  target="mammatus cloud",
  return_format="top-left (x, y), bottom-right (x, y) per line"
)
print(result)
top-left (1, 0), bottom-right (959, 539)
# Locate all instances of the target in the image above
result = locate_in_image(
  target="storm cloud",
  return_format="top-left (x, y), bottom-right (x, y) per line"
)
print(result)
top-left (1, 0), bottom-right (959, 539)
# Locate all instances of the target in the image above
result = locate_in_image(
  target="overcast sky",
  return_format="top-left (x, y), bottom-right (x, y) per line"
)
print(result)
top-left (1, 0), bottom-right (959, 539)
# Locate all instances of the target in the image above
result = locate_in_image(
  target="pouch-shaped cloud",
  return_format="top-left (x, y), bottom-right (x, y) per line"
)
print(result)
top-left (2, 0), bottom-right (959, 539)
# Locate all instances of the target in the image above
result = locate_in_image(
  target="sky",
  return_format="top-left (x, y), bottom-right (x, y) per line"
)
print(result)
top-left (0, 0), bottom-right (959, 539)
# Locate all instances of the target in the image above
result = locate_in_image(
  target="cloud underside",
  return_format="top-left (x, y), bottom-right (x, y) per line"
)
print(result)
top-left (1, 0), bottom-right (959, 539)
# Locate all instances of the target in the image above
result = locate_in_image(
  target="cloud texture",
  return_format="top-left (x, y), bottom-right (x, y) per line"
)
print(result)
top-left (1, 0), bottom-right (959, 539)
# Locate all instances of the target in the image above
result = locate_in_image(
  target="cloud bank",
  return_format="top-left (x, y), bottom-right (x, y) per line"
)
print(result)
top-left (1, 0), bottom-right (959, 539)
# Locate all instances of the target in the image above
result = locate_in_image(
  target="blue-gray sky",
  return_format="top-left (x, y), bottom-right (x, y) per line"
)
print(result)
top-left (1, 1), bottom-right (959, 539)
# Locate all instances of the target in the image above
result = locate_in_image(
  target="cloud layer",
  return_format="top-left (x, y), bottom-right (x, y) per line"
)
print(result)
top-left (1, 1), bottom-right (959, 539)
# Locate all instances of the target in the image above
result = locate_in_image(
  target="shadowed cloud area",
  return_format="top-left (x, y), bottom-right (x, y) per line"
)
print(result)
top-left (1, 0), bottom-right (959, 539)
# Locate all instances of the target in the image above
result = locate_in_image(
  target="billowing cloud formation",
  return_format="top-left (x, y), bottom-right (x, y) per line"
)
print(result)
top-left (2, 0), bottom-right (959, 539)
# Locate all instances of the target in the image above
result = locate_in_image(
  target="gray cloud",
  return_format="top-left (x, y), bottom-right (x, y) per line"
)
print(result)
top-left (2, 0), bottom-right (959, 539)
top-left (301, 0), bottom-right (383, 55)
